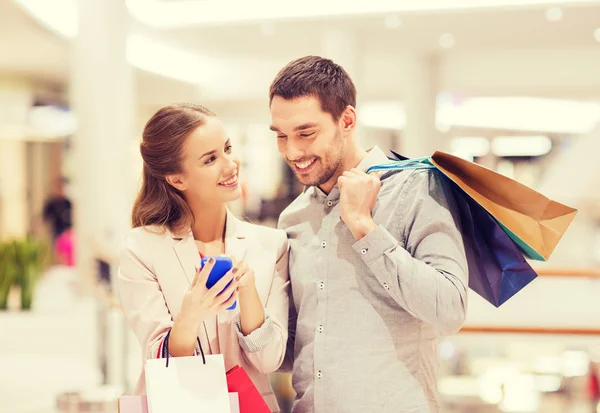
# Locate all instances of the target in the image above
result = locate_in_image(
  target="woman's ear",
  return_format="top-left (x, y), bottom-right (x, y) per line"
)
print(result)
top-left (166, 174), bottom-right (187, 191)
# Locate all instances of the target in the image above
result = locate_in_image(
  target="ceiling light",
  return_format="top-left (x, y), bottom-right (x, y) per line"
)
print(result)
top-left (358, 101), bottom-right (406, 130)
top-left (439, 33), bottom-right (456, 49)
top-left (451, 136), bottom-right (490, 157)
top-left (260, 22), bottom-right (276, 36)
top-left (594, 28), bottom-right (600, 42)
top-left (436, 96), bottom-right (600, 134)
top-left (491, 135), bottom-right (552, 157)
top-left (126, 34), bottom-right (219, 84)
top-left (12, 0), bottom-right (77, 37)
top-left (384, 15), bottom-right (402, 29)
top-left (11, 1), bottom-right (222, 85)
top-left (545, 7), bottom-right (563, 22)
top-left (125, 0), bottom-right (600, 29)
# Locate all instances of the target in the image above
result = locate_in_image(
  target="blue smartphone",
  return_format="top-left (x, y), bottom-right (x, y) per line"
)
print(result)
top-left (201, 256), bottom-right (236, 310)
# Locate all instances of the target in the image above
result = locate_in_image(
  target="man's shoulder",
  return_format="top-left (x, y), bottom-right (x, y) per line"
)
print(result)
top-left (382, 166), bottom-right (448, 188)
top-left (379, 168), bottom-right (432, 195)
top-left (377, 168), bottom-right (451, 215)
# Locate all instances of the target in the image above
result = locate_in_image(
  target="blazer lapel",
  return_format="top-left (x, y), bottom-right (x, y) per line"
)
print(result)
top-left (224, 210), bottom-right (248, 265)
top-left (171, 230), bottom-right (218, 354)
top-left (172, 230), bottom-right (198, 285)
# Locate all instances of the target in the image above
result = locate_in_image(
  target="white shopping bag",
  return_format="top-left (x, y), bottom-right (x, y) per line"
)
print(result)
top-left (229, 393), bottom-right (240, 413)
top-left (145, 351), bottom-right (231, 413)
top-left (119, 393), bottom-right (241, 413)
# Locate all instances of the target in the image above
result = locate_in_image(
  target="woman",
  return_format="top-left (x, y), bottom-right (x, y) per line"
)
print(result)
top-left (117, 103), bottom-right (289, 412)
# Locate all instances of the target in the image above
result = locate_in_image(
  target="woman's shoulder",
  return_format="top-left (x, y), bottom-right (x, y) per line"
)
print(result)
top-left (124, 225), bottom-right (174, 250)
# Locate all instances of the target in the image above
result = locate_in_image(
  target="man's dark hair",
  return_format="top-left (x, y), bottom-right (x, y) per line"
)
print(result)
top-left (269, 56), bottom-right (357, 120)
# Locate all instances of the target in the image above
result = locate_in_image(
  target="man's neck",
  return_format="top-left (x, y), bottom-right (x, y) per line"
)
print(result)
top-left (318, 144), bottom-right (368, 195)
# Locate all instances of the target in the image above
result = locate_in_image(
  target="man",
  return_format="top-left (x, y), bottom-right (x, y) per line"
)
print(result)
top-left (269, 56), bottom-right (469, 413)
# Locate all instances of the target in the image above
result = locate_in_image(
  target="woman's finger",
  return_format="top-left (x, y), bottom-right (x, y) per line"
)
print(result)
top-left (193, 257), bottom-right (216, 293)
top-left (206, 269), bottom-right (236, 299)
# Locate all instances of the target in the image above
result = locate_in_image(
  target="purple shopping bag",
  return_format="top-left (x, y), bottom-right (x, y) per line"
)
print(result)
top-left (453, 188), bottom-right (537, 307)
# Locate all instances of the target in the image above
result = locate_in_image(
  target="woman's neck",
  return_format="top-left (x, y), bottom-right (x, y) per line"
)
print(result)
top-left (189, 200), bottom-right (228, 244)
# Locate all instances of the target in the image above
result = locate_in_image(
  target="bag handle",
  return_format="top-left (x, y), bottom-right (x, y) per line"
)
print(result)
top-left (366, 157), bottom-right (435, 174)
top-left (162, 328), bottom-right (206, 367)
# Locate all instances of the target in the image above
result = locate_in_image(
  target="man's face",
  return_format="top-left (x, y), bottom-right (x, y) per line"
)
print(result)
top-left (270, 95), bottom-right (345, 188)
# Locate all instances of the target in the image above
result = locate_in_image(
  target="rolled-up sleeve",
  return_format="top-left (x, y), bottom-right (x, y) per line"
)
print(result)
top-left (232, 313), bottom-right (276, 352)
top-left (352, 170), bottom-right (469, 334)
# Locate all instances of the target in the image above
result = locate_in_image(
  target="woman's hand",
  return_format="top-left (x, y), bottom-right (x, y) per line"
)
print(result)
top-left (227, 255), bottom-right (265, 336)
top-left (183, 257), bottom-right (239, 324)
top-left (231, 258), bottom-right (256, 291)
top-left (170, 258), bottom-right (239, 356)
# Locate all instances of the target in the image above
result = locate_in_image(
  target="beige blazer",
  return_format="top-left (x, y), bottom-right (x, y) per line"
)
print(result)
top-left (117, 211), bottom-right (289, 412)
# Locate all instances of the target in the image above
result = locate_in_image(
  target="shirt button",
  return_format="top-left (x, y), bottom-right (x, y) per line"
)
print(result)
top-left (383, 283), bottom-right (390, 290)
top-left (361, 248), bottom-right (368, 255)
top-left (318, 325), bottom-right (324, 333)
top-left (321, 241), bottom-right (327, 248)
top-left (318, 282), bottom-right (324, 290)
top-left (326, 201), bottom-right (333, 207)
top-left (317, 370), bottom-right (323, 379)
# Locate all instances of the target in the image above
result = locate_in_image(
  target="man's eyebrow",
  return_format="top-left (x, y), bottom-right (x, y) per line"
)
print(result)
top-left (293, 123), bottom-right (318, 131)
top-left (269, 123), bottom-right (318, 133)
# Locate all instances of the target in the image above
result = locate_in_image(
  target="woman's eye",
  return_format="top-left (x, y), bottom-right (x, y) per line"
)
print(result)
top-left (205, 156), bottom-right (216, 165)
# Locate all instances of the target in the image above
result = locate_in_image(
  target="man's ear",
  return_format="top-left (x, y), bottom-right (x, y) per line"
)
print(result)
top-left (340, 105), bottom-right (357, 137)
top-left (166, 174), bottom-right (187, 191)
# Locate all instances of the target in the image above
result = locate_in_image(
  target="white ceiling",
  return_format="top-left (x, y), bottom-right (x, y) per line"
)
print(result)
top-left (0, 0), bottom-right (67, 84)
top-left (1, 1), bottom-right (600, 105)
top-left (161, 5), bottom-right (600, 58)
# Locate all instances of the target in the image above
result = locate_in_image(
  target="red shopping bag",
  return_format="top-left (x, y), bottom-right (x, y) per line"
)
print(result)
top-left (226, 365), bottom-right (270, 413)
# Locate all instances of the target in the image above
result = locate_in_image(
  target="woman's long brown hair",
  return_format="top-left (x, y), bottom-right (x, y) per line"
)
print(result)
top-left (132, 103), bottom-right (215, 235)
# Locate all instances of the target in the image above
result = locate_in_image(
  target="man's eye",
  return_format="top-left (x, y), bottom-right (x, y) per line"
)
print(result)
top-left (300, 132), bottom-right (314, 138)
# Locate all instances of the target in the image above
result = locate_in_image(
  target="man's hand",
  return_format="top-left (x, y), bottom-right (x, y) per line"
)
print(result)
top-left (337, 168), bottom-right (381, 240)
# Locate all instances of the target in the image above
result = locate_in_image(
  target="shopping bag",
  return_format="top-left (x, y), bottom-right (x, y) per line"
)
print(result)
top-left (144, 333), bottom-right (231, 413)
top-left (118, 393), bottom-right (241, 413)
top-left (380, 150), bottom-right (577, 260)
top-left (451, 183), bottom-right (539, 306)
top-left (367, 150), bottom-right (577, 306)
top-left (226, 365), bottom-right (271, 413)
top-left (118, 395), bottom-right (148, 413)
top-left (229, 393), bottom-right (240, 413)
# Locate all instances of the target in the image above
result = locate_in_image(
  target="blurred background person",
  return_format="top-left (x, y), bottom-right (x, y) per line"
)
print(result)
top-left (42, 177), bottom-right (72, 243)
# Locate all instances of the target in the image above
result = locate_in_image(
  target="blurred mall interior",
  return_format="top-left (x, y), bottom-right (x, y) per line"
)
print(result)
top-left (2, 0), bottom-right (600, 412)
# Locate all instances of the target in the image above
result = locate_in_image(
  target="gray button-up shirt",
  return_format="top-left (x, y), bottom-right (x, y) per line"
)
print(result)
top-left (278, 146), bottom-right (468, 413)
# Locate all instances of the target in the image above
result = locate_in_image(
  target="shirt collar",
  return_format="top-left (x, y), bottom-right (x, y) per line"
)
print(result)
top-left (356, 145), bottom-right (390, 172)
top-left (309, 145), bottom-right (390, 204)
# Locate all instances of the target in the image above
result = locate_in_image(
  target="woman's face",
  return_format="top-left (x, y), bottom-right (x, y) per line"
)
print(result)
top-left (168, 116), bottom-right (242, 206)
